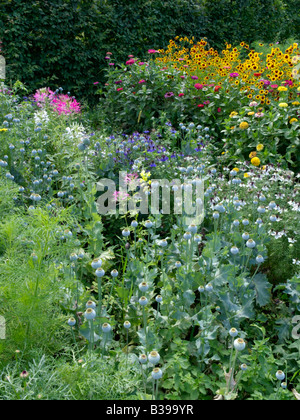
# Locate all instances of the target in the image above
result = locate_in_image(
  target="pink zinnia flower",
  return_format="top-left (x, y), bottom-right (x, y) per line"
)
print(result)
top-left (197, 104), bottom-right (204, 108)
top-left (126, 59), bottom-right (136, 65)
top-left (230, 73), bottom-right (239, 78)
top-left (217, 107), bottom-right (222, 113)
top-left (178, 93), bottom-right (184, 97)
top-left (191, 75), bottom-right (198, 80)
top-left (117, 88), bottom-right (123, 92)
top-left (180, 76), bottom-right (185, 79)
top-left (93, 82), bottom-right (99, 85)
top-left (194, 83), bottom-right (203, 90)
top-left (138, 80), bottom-right (146, 84)
top-left (148, 49), bottom-right (159, 53)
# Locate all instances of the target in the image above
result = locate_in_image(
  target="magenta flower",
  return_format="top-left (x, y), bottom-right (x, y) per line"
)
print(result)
top-left (194, 83), bottom-right (204, 90)
top-left (138, 80), bottom-right (146, 84)
top-left (93, 82), bottom-right (99, 85)
top-left (126, 59), bottom-right (136, 65)
top-left (178, 93), bottom-right (184, 97)
top-left (148, 49), bottom-right (159, 54)
top-left (230, 73), bottom-right (239, 78)
top-left (191, 75), bottom-right (199, 80)
top-left (164, 92), bottom-right (174, 98)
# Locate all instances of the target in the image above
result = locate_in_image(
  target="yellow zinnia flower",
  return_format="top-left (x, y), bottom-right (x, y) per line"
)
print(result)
top-left (244, 173), bottom-right (250, 178)
top-left (248, 112), bottom-right (255, 116)
top-left (256, 144), bottom-right (264, 152)
top-left (251, 157), bottom-right (261, 167)
top-left (279, 103), bottom-right (288, 108)
top-left (0, 128), bottom-right (8, 132)
top-left (230, 111), bottom-right (238, 118)
top-left (233, 168), bottom-right (239, 172)
top-left (249, 151), bottom-right (257, 159)
top-left (240, 122), bottom-right (249, 129)
top-left (290, 118), bottom-right (298, 123)
top-left (278, 86), bottom-right (288, 92)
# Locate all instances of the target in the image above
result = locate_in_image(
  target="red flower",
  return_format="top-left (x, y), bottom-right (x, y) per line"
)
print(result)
top-left (214, 85), bottom-right (221, 92)
top-left (254, 73), bottom-right (262, 77)
top-left (194, 83), bottom-right (204, 90)
top-left (217, 107), bottom-right (222, 113)
top-left (197, 104), bottom-right (204, 108)
top-left (178, 93), bottom-right (184, 97)
top-left (117, 88), bottom-right (123, 92)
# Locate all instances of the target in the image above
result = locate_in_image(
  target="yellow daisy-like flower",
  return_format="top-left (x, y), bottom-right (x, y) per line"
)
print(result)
top-left (248, 112), bottom-right (255, 116)
top-left (278, 86), bottom-right (288, 92)
top-left (233, 168), bottom-right (239, 172)
top-left (279, 103), bottom-right (288, 108)
top-left (256, 144), bottom-right (264, 152)
top-left (240, 122), bottom-right (249, 129)
top-left (230, 111), bottom-right (238, 118)
top-left (297, 87), bottom-right (300, 92)
top-left (0, 128), bottom-right (8, 132)
top-left (244, 173), bottom-right (250, 178)
top-left (249, 151), bottom-right (257, 159)
top-left (251, 157), bottom-right (261, 167)
top-left (230, 126), bottom-right (236, 130)
top-left (290, 118), bottom-right (298, 123)
top-left (292, 101), bottom-right (300, 106)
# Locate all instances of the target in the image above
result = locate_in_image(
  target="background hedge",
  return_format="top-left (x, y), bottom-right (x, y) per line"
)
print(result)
top-left (0, 0), bottom-right (299, 102)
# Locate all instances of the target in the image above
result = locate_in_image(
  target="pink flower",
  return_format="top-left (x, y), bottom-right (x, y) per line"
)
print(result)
top-left (194, 83), bottom-right (203, 90)
top-left (217, 107), bottom-right (222, 113)
top-left (197, 104), bottom-right (204, 108)
top-left (230, 73), bottom-right (239, 78)
top-left (148, 49), bottom-right (159, 53)
top-left (117, 88), bottom-right (123, 92)
top-left (191, 75), bottom-right (199, 80)
top-left (93, 82), bottom-right (99, 85)
top-left (203, 100), bottom-right (210, 105)
top-left (271, 84), bottom-right (278, 89)
top-left (138, 80), bottom-right (146, 84)
top-left (180, 76), bottom-right (185, 79)
top-left (178, 93), bottom-right (184, 97)
top-left (126, 59), bottom-right (136, 65)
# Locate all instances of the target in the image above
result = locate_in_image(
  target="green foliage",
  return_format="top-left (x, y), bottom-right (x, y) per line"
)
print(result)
top-left (0, 0), bottom-right (297, 102)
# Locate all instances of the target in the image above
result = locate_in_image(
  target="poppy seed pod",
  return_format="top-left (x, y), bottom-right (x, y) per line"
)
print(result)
top-left (152, 368), bottom-right (163, 380)
top-left (234, 338), bottom-right (246, 351)
top-left (102, 323), bottom-right (112, 333)
top-left (84, 308), bottom-right (96, 320)
top-left (148, 351), bottom-right (160, 365)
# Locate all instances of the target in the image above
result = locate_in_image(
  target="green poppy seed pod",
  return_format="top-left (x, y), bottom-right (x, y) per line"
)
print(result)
top-left (68, 317), bottom-right (76, 327)
top-left (183, 232), bottom-right (192, 240)
top-left (152, 368), bottom-right (163, 380)
top-left (102, 323), bottom-right (112, 333)
top-left (111, 269), bottom-right (119, 277)
top-left (148, 351), bottom-right (160, 365)
top-left (86, 300), bottom-right (96, 309)
top-left (234, 338), bottom-right (246, 351)
top-left (84, 308), bottom-right (96, 320)
top-left (205, 283), bottom-right (213, 292)
top-left (139, 296), bottom-right (148, 306)
top-left (139, 354), bottom-right (148, 364)
top-left (229, 328), bottom-right (239, 338)
top-left (246, 239), bottom-right (256, 249)
top-left (276, 371), bottom-right (285, 381)
top-left (156, 295), bottom-right (163, 303)
top-left (91, 258), bottom-right (102, 269)
top-left (139, 282), bottom-right (149, 292)
top-left (122, 229), bottom-right (130, 237)
top-left (95, 268), bottom-right (105, 278)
